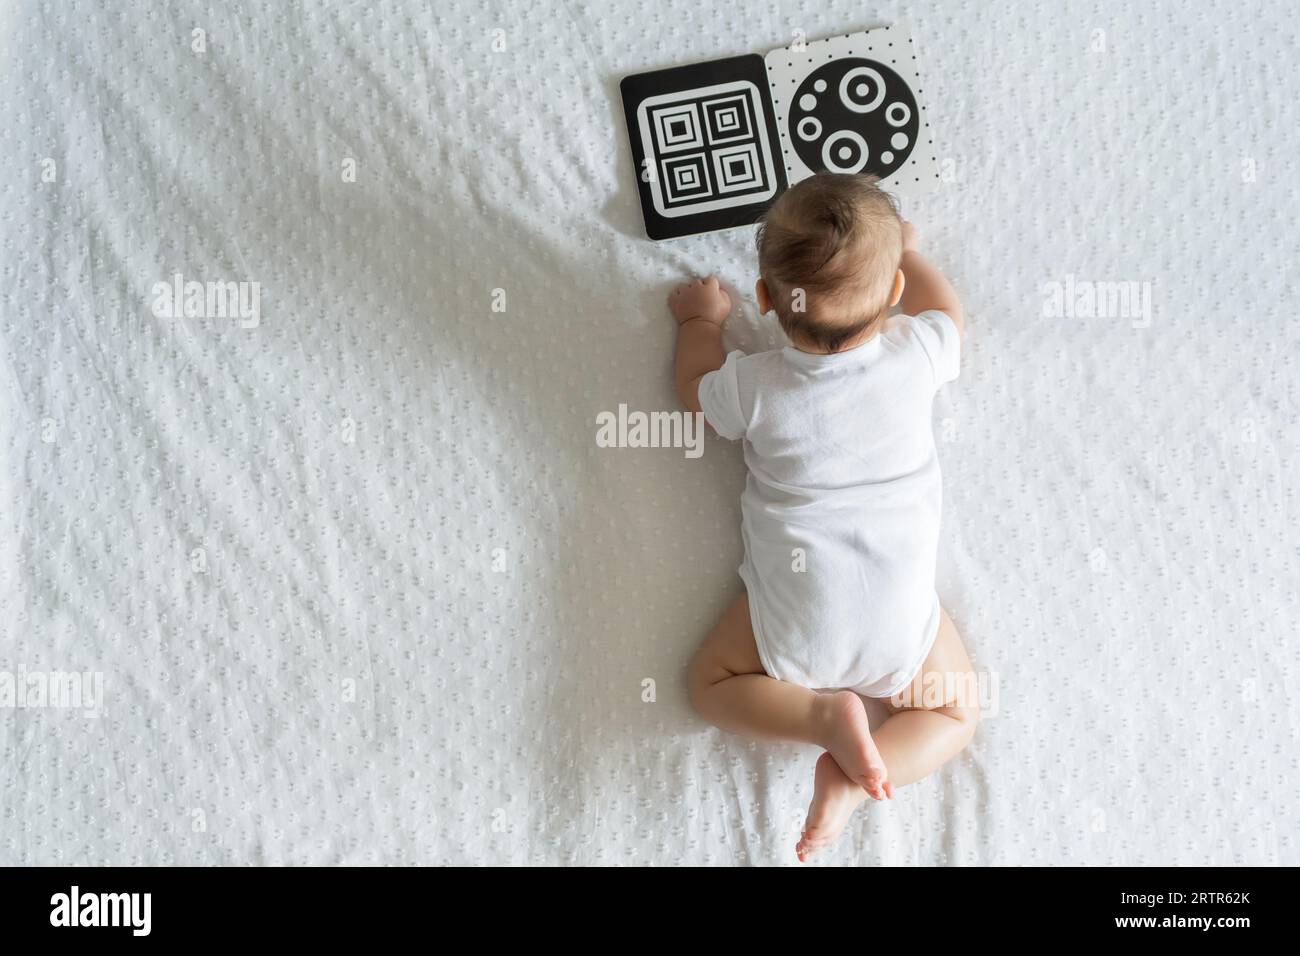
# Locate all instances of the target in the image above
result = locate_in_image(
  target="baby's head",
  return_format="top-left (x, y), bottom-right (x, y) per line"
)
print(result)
top-left (756, 173), bottom-right (904, 353)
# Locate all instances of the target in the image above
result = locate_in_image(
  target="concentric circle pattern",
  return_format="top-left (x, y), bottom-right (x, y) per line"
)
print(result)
top-left (788, 57), bottom-right (920, 179)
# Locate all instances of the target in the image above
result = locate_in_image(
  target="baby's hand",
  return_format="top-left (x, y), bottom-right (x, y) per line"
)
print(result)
top-left (668, 276), bottom-right (732, 326)
top-left (901, 220), bottom-right (920, 253)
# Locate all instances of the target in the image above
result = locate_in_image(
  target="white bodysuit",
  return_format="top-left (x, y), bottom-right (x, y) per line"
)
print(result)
top-left (698, 310), bottom-right (960, 698)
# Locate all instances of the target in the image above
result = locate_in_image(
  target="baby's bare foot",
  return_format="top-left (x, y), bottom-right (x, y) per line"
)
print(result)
top-left (816, 690), bottom-right (892, 800)
top-left (796, 752), bottom-right (868, 862)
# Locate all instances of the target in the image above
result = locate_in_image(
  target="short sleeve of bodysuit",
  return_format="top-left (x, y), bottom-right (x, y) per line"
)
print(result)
top-left (908, 310), bottom-right (962, 386)
top-left (697, 349), bottom-right (749, 440)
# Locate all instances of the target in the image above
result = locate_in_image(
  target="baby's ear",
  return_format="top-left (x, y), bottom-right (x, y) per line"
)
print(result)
top-left (890, 268), bottom-right (906, 307)
top-left (755, 277), bottom-right (773, 315)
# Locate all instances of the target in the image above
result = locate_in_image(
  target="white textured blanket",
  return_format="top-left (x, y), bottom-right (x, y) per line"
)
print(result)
top-left (1, 0), bottom-right (1296, 865)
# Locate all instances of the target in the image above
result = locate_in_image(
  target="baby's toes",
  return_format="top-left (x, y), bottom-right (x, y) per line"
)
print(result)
top-left (796, 836), bottom-right (825, 862)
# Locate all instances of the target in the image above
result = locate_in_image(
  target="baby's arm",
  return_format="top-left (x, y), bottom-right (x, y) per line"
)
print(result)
top-left (897, 222), bottom-right (964, 335)
top-left (668, 276), bottom-right (731, 414)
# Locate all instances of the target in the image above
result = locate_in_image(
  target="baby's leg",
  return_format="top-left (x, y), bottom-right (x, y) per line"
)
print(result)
top-left (869, 609), bottom-right (980, 787)
top-left (800, 610), bottom-right (979, 861)
top-left (686, 592), bottom-right (889, 799)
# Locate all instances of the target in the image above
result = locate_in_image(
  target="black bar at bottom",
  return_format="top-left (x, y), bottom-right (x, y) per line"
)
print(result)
top-left (0, 865), bottom-right (1274, 942)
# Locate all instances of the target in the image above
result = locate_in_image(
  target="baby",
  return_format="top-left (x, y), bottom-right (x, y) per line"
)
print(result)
top-left (670, 173), bottom-right (978, 862)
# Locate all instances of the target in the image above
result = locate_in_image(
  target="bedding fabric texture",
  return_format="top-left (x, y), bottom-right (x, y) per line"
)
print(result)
top-left (1, 0), bottom-right (1297, 866)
